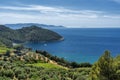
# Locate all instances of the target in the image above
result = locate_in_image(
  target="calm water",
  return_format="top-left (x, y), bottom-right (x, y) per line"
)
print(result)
top-left (25, 28), bottom-right (120, 63)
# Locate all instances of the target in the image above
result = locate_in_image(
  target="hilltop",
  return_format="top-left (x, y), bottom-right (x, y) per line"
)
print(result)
top-left (5, 23), bottom-right (65, 29)
top-left (0, 25), bottom-right (63, 47)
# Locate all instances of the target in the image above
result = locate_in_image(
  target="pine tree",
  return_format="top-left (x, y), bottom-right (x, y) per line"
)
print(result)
top-left (89, 50), bottom-right (118, 80)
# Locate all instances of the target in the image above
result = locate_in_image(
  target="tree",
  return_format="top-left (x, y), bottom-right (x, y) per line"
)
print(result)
top-left (79, 62), bottom-right (92, 67)
top-left (89, 50), bottom-right (118, 80)
top-left (114, 55), bottom-right (120, 79)
top-left (14, 44), bottom-right (24, 52)
top-left (5, 50), bottom-right (11, 57)
top-left (18, 73), bottom-right (27, 80)
top-left (4, 70), bottom-right (14, 79)
top-left (70, 62), bottom-right (79, 68)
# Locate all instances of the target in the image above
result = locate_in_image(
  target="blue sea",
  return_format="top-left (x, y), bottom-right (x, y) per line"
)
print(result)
top-left (25, 28), bottom-right (120, 63)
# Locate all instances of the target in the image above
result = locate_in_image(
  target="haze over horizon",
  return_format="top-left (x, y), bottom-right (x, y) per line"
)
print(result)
top-left (0, 0), bottom-right (120, 28)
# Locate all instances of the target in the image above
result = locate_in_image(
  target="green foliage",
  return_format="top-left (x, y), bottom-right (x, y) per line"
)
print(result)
top-left (1, 43), bottom-right (120, 80)
top-left (89, 50), bottom-right (120, 80)
top-left (36, 50), bottom-right (92, 68)
top-left (0, 76), bottom-right (12, 80)
top-left (5, 50), bottom-right (11, 57)
top-left (114, 55), bottom-right (120, 70)
top-left (0, 61), bottom-right (89, 80)
top-left (27, 63), bottom-right (65, 69)
top-left (0, 46), bottom-right (13, 54)
top-left (17, 72), bottom-right (27, 80)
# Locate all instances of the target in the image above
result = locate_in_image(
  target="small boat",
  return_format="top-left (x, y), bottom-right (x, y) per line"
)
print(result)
top-left (44, 44), bottom-right (47, 46)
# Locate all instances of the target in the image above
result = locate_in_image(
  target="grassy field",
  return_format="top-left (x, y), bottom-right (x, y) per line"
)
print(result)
top-left (0, 46), bottom-right (13, 54)
top-left (27, 63), bottom-right (66, 69)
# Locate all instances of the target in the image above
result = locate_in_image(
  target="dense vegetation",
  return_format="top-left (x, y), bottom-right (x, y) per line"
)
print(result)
top-left (0, 61), bottom-right (90, 80)
top-left (0, 25), bottom-right (120, 80)
top-left (0, 25), bottom-right (63, 47)
top-left (0, 45), bottom-right (119, 80)
top-left (89, 51), bottom-right (120, 80)
top-left (36, 50), bottom-right (92, 68)
top-left (0, 46), bottom-right (90, 80)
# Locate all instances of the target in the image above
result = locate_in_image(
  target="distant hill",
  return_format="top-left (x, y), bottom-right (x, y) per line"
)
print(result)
top-left (0, 25), bottom-right (63, 47)
top-left (5, 23), bottom-right (65, 29)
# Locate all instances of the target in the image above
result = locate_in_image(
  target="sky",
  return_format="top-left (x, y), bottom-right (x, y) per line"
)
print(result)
top-left (0, 0), bottom-right (120, 28)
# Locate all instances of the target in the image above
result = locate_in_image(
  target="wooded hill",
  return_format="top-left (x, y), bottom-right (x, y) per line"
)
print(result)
top-left (0, 25), bottom-right (63, 47)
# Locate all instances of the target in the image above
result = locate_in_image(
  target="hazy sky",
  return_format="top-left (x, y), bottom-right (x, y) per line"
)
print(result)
top-left (0, 0), bottom-right (120, 28)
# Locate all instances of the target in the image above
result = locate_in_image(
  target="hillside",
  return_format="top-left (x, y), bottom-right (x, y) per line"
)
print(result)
top-left (0, 45), bottom-right (119, 80)
top-left (0, 46), bottom-right (91, 80)
top-left (0, 25), bottom-right (63, 47)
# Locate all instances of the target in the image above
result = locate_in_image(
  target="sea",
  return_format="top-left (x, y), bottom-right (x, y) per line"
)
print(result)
top-left (25, 28), bottom-right (120, 63)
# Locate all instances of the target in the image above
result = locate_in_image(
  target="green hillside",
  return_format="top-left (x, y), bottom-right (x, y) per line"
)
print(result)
top-left (0, 46), bottom-right (119, 80)
top-left (0, 25), bottom-right (63, 47)
top-left (27, 63), bottom-right (65, 69)
top-left (0, 47), bottom-right (90, 80)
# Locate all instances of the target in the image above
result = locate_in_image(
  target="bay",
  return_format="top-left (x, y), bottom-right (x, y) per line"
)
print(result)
top-left (25, 28), bottom-right (120, 63)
